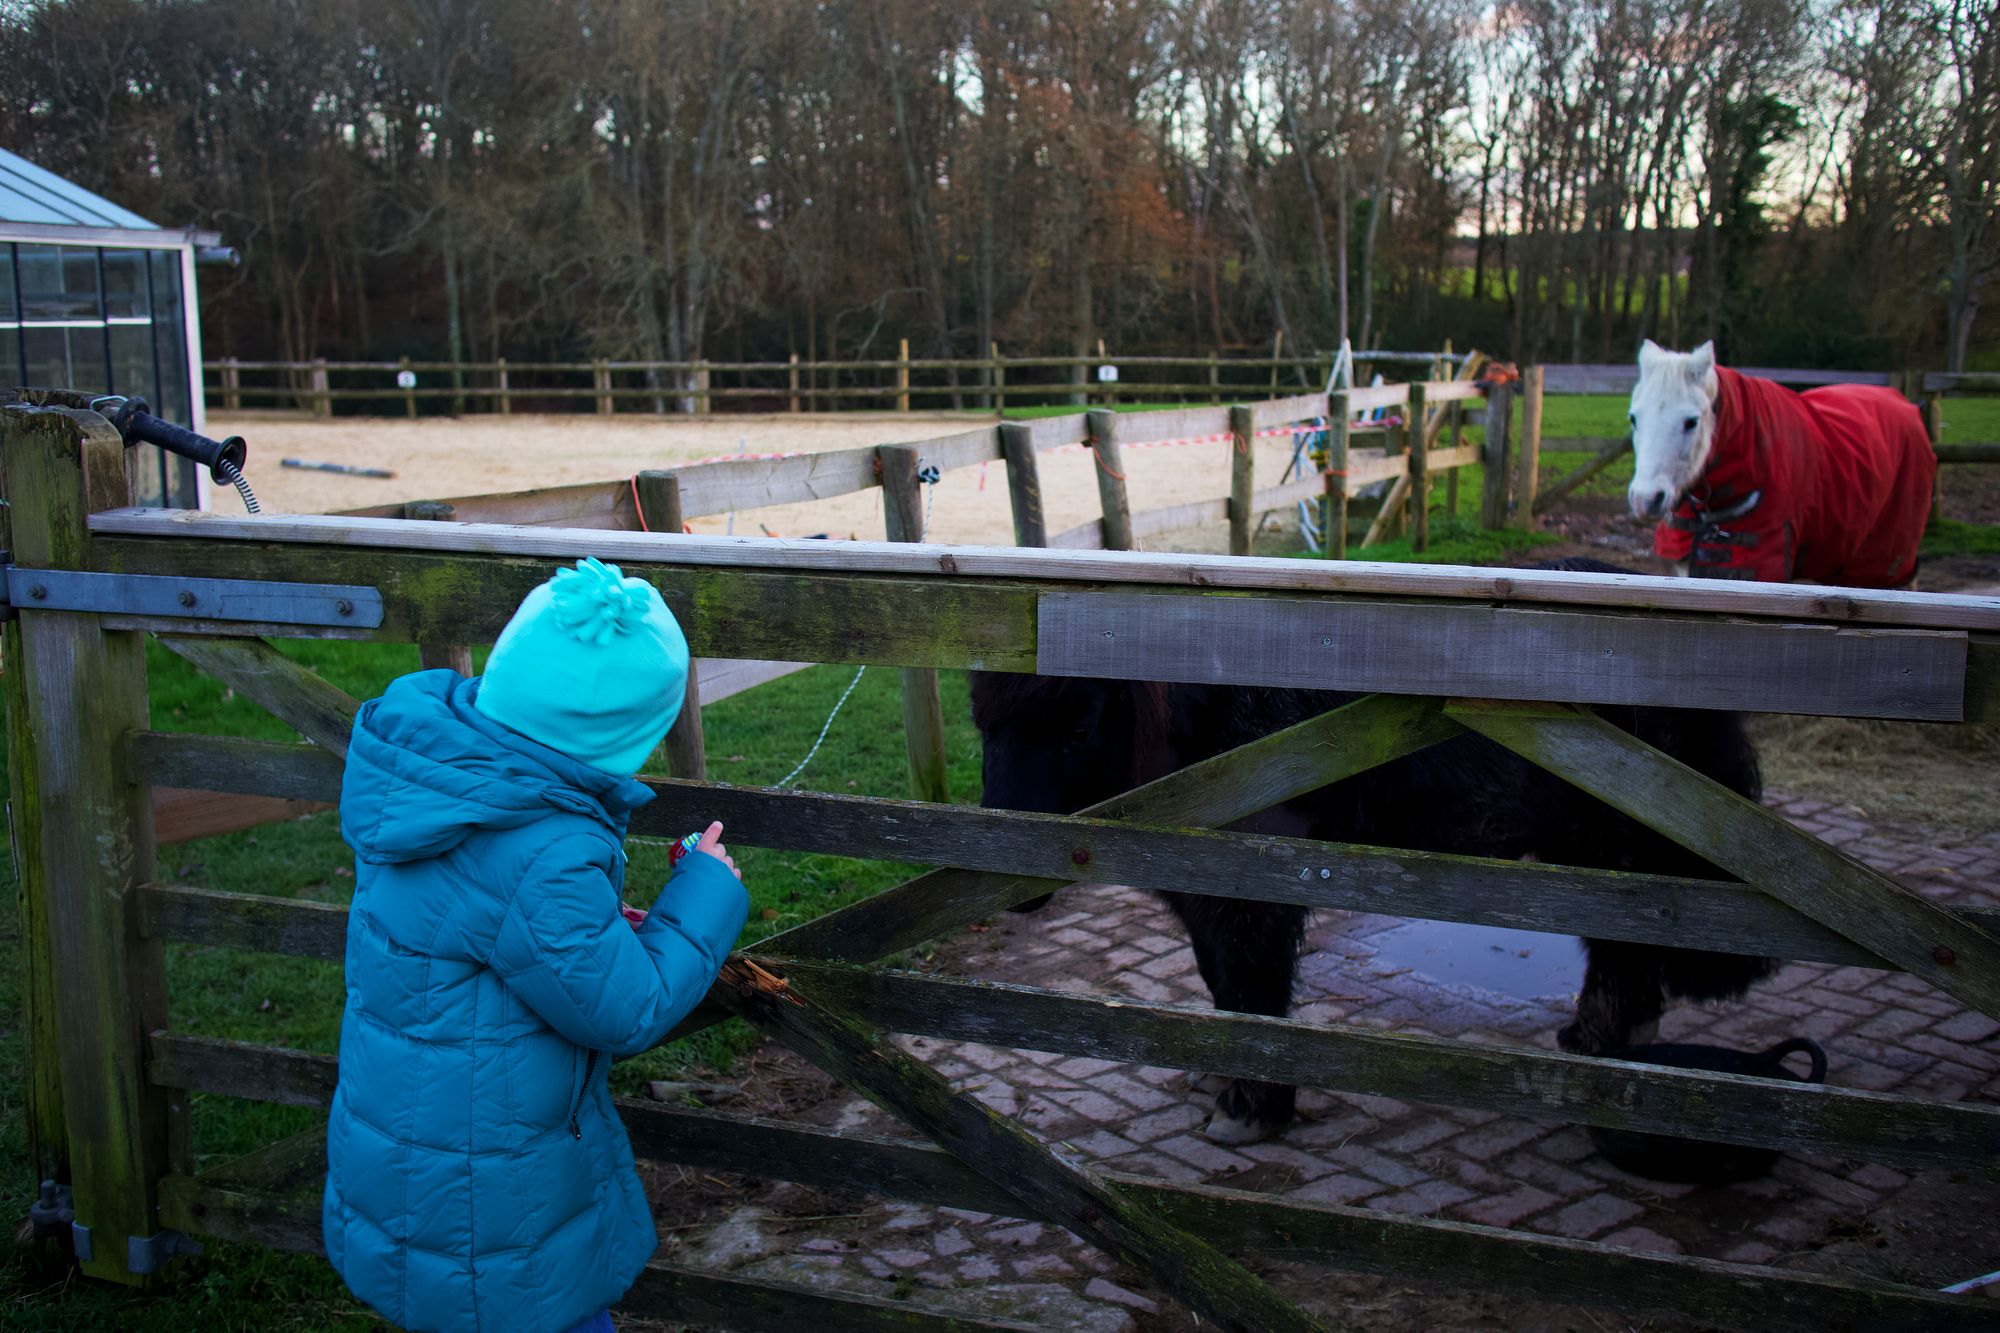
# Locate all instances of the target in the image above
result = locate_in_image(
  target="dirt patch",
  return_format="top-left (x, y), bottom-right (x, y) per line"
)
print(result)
top-left (1747, 715), bottom-right (2000, 835)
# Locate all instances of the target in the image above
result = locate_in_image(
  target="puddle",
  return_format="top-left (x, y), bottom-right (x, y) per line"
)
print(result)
top-left (1364, 919), bottom-right (1584, 1002)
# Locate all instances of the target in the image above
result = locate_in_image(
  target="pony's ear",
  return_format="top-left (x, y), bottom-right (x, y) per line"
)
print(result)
top-left (1689, 340), bottom-right (1719, 396)
top-left (1638, 338), bottom-right (1666, 369)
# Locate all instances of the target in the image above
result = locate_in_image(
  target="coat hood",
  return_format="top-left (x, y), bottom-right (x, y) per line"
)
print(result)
top-left (339, 670), bottom-right (654, 864)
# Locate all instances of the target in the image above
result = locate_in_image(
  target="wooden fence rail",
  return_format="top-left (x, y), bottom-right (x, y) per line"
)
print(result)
top-left (6, 400), bottom-right (1999, 1327)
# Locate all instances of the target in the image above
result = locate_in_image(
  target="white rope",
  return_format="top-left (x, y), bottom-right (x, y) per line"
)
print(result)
top-left (777, 664), bottom-right (869, 788)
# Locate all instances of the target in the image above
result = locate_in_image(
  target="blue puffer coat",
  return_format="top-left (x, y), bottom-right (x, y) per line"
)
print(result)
top-left (323, 671), bottom-right (748, 1333)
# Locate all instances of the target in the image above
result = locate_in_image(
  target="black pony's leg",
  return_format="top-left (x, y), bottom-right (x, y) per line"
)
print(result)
top-left (1161, 891), bottom-right (1308, 1143)
top-left (1564, 941), bottom-right (1666, 1054)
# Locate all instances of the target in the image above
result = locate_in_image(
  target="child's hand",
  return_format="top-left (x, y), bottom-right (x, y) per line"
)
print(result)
top-left (694, 820), bottom-right (742, 881)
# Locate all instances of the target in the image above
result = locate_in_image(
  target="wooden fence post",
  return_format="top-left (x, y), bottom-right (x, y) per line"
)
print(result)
top-left (1512, 366), bottom-right (1545, 525)
top-left (497, 357), bottom-right (511, 416)
top-left (694, 361), bottom-right (711, 415)
top-left (634, 470), bottom-right (707, 781)
top-left (399, 356), bottom-right (416, 419)
top-left (594, 359), bottom-right (612, 415)
top-left (1445, 398), bottom-right (1463, 521)
top-left (1000, 421), bottom-right (1048, 548)
top-left (896, 338), bottom-right (910, 413)
top-left (310, 358), bottom-right (331, 419)
top-left (1228, 404), bottom-right (1255, 556)
top-left (402, 502), bottom-right (474, 677)
top-left (1480, 381), bottom-right (1516, 530)
top-left (990, 342), bottom-right (1005, 414)
top-left (221, 357), bottom-right (240, 412)
top-left (789, 353), bottom-right (801, 414)
top-left (1086, 408), bottom-right (1135, 550)
top-left (1409, 382), bottom-right (1431, 553)
top-left (1324, 391), bottom-right (1351, 559)
top-left (878, 445), bottom-right (951, 804)
top-left (1209, 351), bottom-right (1221, 404)
top-left (1, 404), bottom-right (178, 1284)
top-left (0, 476), bottom-right (64, 1202)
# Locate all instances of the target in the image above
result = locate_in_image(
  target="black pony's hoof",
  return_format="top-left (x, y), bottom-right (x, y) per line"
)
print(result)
top-left (1206, 1078), bottom-right (1296, 1145)
top-left (1203, 1109), bottom-right (1285, 1145)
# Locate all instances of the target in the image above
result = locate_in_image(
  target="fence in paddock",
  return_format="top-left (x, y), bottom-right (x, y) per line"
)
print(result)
top-left (323, 374), bottom-right (1499, 806)
top-left (205, 346), bottom-right (1455, 418)
top-left (6, 398), bottom-right (2000, 1329)
top-left (1529, 363), bottom-right (2000, 517)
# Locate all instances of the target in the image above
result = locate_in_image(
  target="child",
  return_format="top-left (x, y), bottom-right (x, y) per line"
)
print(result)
top-left (323, 557), bottom-right (749, 1333)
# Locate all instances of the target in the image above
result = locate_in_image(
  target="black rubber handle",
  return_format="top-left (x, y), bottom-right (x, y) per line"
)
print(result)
top-left (106, 398), bottom-right (248, 482)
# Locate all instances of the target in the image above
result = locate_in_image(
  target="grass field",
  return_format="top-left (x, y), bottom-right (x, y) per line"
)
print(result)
top-left (5, 388), bottom-right (1999, 1328)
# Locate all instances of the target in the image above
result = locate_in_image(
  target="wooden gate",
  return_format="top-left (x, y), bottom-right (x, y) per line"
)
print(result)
top-left (7, 401), bottom-right (1999, 1328)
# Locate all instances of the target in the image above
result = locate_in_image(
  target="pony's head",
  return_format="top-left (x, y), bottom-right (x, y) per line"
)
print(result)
top-left (1627, 339), bottom-right (1720, 521)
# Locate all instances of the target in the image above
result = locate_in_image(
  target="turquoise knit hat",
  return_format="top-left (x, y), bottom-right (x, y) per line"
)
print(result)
top-left (474, 557), bottom-right (690, 776)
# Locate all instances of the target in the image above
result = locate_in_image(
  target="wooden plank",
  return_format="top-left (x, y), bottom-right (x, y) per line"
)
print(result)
top-left (155, 637), bottom-right (359, 755)
top-left (142, 884), bottom-right (350, 959)
top-left (3, 405), bottom-right (176, 1284)
top-left (1418, 379), bottom-right (1486, 403)
top-left (1248, 475), bottom-right (1325, 512)
top-left (667, 446), bottom-right (882, 518)
top-left (1358, 475), bottom-right (1412, 549)
top-left (1344, 383), bottom-right (1407, 413)
top-left (337, 479), bottom-right (631, 529)
top-left (131, 733), bottom-right (347, 803)
top-left (1022, 413), bottom-right (1090, 452)
top-left (152, 1100), bottom-right (1998, 1332)
top-left (1228, 404), bottom-right (1255, 556)
top-left (625, 1262), bottom-right (1039, 1331)
top-left (879, 445), bottom-right (951, 804)
top-left (1426, 444), bottom-right (1482, 471)
top-left (1044, 518), bottom-right (1105, 550)
top-left (150, 1033), bottom-right (338, 1107)
top-left (1344, 451), bottom-right (1408, 489)
top-left (1037, 592), bottom-right (1968, 721)
top-left (999, 421), bottom-right (1048, 548)
top-left (623, 1101), bottom-right (1999, 1333)
top-left (718, 960), bottom-right (1325, 1333)
top-left (768, 695), bottom-right (1464, 964)
top-left (89, 512), bottom-right (2000, 632)
top-left (695, 657), bottom-right (811, 705)
top-left (781, 962), bottom-right (2000, 1173)
top-left (131, 729), bottom-right (2000, 971)
top-left (1130, 496), bottom-right (1230, 542)
top-left (635, 471), bottom-right (705, 780)
top-left (200, 1129), bottom-right (329, 1195)
top-left (1450, 701), bottom-right (2000, 1018)
top-left (1936, 442), bottom-right (2000, 464)
top-left (1541, 365), bottom-right (1639, 395)
top-left (1535, 437), bottom-right (1633, 513)
top-left (1249, 392), bottom-right (1328, 427)
top-left (1087, 409), bottom-right (1135, 551)
top-left (1112, 405), bottom-right (1232, 446)
top-left (151, 789), bottom-right (330, 845)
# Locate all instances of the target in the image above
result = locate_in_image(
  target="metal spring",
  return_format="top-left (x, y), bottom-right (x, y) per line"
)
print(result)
top-left (218, 458), bottom-right (260, 514)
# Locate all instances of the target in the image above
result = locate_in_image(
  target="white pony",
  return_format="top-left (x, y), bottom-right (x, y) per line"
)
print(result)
top-left (1623, 339), bottom-right (1933, 586)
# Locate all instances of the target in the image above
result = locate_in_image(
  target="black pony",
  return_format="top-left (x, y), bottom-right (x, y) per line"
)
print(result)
top-left (970, 559), bottom-right (1773, 1144)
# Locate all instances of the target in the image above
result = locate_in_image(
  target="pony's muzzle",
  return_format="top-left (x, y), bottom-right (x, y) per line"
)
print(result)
top-left (1630, 485), bottom-right (1673, 521)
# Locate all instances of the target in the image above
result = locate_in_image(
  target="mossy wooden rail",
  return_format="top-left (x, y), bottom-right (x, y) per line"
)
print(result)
top-left (7, 400), bottom-right (2000, 1325)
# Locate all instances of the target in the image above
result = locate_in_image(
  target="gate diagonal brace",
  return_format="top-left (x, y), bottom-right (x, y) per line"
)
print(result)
top-left (0, 567), bottom-right (385, 629)
top-left (713, 956), bottom-right (1332, 1333)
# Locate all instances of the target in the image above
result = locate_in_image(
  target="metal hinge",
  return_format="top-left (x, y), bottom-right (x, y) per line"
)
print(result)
top-left (1, 567), bottom-right (384, 629)
top-left (28, 1180), bottom-right (73, 1242)
top-left (127, 1228), bottom-right (203, 1274)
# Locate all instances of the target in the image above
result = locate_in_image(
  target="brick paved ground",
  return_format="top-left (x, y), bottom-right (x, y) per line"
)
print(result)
top-left (644, 795), bottom-right (2000, 1330)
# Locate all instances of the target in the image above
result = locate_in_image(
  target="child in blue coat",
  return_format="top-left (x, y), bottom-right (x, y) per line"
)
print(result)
top-left (324, 557), bottom-right (749, 1333)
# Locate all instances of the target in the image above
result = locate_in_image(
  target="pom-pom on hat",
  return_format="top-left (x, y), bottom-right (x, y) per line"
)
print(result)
top-left (474, 557), bottom-right (690, 776)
